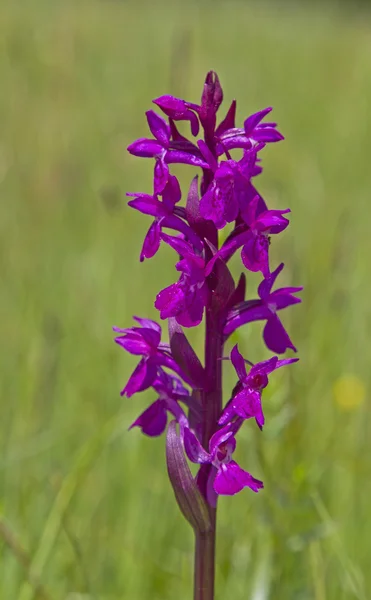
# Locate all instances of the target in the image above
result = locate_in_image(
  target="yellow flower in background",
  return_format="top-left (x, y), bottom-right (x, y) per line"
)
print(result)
top-left (333, 374), bottom-right (366, 411)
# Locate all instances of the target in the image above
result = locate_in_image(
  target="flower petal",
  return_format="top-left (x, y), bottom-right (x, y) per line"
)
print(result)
top-left (232, 389), bottom-right (265, 429)
top-left (122, 358), bottom-right (157, 397)
top-left (258, 263), bottom-right (284, 299)
top-left (128, 138), bottom-right (163, 157)
top-left (184, 428), bottom-right (211, 464)
top-left (256, 209), bottom-right (290, 234)
top-left (244, 107), bottom-right (272, 136)
top-left (127, 196), bottom-right (168, 218)
top-left (140, 220), bottom-right (161, 261)
top-left (162, 174), bottom-right (182, 207)
top-left (252, 127), bottom-right (284, 143)
top-left (224, 300), bottom-right (271, 338)
top-left (218, 402), bottom-right (237, 426)
top-left (154, 158), bottom-right (169, 194)
top-left (270, 289), bottom-right (303, 310)
top-left (132, 317), bottom-right (162, 333)
top-left (241, 232), bottom-right (270, 276)
top-left (214, 461), bottom-right (264, 495)
top-left (165, 150), bottom-right (209, 169)
top-left (129, 399), bottom-right (168, 436)
top-left (263, 314), bottom-right (297, 354)
top-left (177, 285), bottom-right (206, 328)
top-left (155, 283), bottom-right (185, 320)
top-left (230, 344), bottom-right (247, 381)
top-left (146, 110), bottom-right (170, 146)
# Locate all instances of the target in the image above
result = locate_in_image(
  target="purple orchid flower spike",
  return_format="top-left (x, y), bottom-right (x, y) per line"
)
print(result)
top-left (114, 317), bottom-right (191, 396)
top-left (127, 110), bottom-right (209, 194)
top-left (155, 234), bottom-right (208, 327)
top-left (219, 345), bottom-right (298, 428)
top-left (205, 195), bottom-right (290, 277)
top-left (184, 424), bottom-right (263, 498)
top-left (224, 263), bottom-right (302, 353)
top-left (129, 369), bottom-right (189, 437)
top-left (127, 175), bottom-right (203, 261)
top-left (116, 72), bottom-right (302, 599)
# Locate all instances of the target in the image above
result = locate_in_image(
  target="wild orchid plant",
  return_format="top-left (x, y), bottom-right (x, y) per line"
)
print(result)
top-left (114, 72), bottom-right (302, 600)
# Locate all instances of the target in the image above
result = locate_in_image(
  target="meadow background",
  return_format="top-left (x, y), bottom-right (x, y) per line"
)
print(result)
top-left (1, 0), bottom-right (371, 598)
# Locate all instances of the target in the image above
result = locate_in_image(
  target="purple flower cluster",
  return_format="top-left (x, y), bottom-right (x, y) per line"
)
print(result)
top-left (115, 72), bottom-right (302, 501)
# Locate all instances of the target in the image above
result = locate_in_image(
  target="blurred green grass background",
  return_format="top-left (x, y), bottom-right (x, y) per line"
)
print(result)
top-left (1, 0), bottom-right (370, 598)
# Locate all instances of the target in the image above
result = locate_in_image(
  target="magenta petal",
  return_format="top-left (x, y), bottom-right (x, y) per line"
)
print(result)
top-left (162, 174), bottom-right (182, 207)
top-left (270, 290), bottom-right (302, 310)
top-left (161, 232), bottom-right (194, 257)
top-left (248, 357), bottom-right (278, 378)
top-left (220, 461), bottom-right (264, 494)
top-left (146, 110), bottom-right (170, 146)
top-left (209, 426), bottom-right (234, 457)
top-left (263, 314), bottom-right (297, 354)
top-left (197, 140), bottom-right (218, 171)
top-left (215, 100), bottom-right (236, 136)
top-left (230, 344), bottom-right (247, 381)
top-left (136, 327), bottom-right (161, 349)
top-left (162, 216), bottom-right (204, 252)
top-left (232, 389), bottom-right (263, 423)
top-left (165, 150), bottom-right (208, 169)
top-left (253, 128), bottom-right (284, 143)
top-left (154, 159), bottom-right (169, 194)
top-left (155, 283), bottom-right (185, 320)
top-left (153, 95), bottom-right (187, 114)
top-left (224, 301), bottom-right (271, 338)
top-left (241, 232), bottom-right (269, 276)
top-left (133, 317), bottom-right (161, 333)
top-left (244, 107), bottom-right (272, 136)
top-left (129, 399), bottom-right (168, 436)
top-left (184, 428), bottom-right (211, 464)
top-left (128, 197), bottom-right (168, 218)
top-left (177, 286), bottom-right (205, 328)
top-left (276, 357), bottom-right (299, 369)
top-left (128, 138), bottom-right (163, 157)
top-left (140, 220), bottom-right (161, 261)
top-left (258, 263), bottom-right (284, 299)
top-left (114, 332), bottom-right (149, 355)
top-left (218, 402), bottom-right (237, 426)
top-left (200, 188), bottom-right (226, 229)
top-left (122, 359), bottom-right (157, 397)
top-left (256, 209), bottom-right (290, 233)
top-left (214, 461), bottom-right (264, 495)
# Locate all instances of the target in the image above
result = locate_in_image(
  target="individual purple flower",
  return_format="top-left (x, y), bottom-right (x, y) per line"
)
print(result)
top-left (114, 317), bottom-right (189, 396)
top-left (155, 234), bottom-right (208, 328)
top-left (219, 345), bottom-right (298, 428)
top-left (224, 263), bottom-right (302, 353)
top-left (129, 369), bottom-right (189, 437)
top-left (127, 110), bottom-right (208, 194)
top-left (216, 107), bottom-right (284, 155)
top-left (205, 195), bottom-right (290, 277)
top-left (199, 147), bottom-right (263, 229)
top-left (127, 175), bottom-right (203, 261)
top-left (184, 424), bottom-right (263, 497)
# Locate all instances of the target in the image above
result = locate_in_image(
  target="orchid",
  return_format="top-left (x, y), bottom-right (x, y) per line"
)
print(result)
top-left (184, 424), bottom-right (263, 499)
top-left (224, 262), bottom-right (303, 353)
top-left (113, 72), bottom-right (302, 600)
top-left (219, 344), bottom-right (298, 428)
